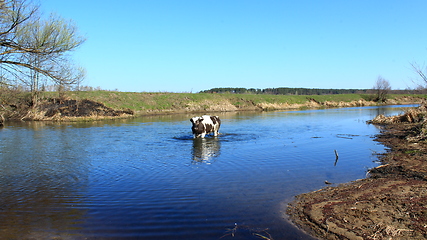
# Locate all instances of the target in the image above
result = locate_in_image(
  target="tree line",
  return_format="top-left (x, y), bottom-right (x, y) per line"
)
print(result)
top-left (200, 87), bottom-right (426, 95)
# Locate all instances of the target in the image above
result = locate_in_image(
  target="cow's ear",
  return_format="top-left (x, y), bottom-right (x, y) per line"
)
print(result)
top-left (190, 118), bottom-right (194, 123)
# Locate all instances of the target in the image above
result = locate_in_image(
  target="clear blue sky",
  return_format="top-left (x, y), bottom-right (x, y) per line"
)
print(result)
top-left (41, 0), bottom-right (427, 92)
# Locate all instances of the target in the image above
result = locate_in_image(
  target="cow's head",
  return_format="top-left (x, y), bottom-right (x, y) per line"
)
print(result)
top-left (190, 117), bottom-right (205, 135)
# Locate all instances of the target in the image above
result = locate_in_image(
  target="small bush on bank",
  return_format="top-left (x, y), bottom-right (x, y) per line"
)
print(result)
top-left (0, 88), bottom-right (33, 120)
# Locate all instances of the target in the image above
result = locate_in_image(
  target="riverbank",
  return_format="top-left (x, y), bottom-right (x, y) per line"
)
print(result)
top-left (48, 92), bottom-right (424, 115)
top-left (0, 91), bottom-right (425, 122)
top-left (287, 104), bottom-right (427, 239)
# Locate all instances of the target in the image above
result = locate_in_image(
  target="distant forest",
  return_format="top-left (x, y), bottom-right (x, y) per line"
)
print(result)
top-left (200, 87), bottom-right (426, 95)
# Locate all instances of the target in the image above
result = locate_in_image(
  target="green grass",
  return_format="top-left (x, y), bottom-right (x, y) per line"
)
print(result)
top-left (41, 91), bottom-right (427, 115)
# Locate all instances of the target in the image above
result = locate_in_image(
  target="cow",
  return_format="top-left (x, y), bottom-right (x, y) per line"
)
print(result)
top-left (190, 115), bottom-right (221, 138)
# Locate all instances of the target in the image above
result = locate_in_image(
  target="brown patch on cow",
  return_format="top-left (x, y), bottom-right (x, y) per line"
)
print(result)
top-left (210, 116), bottom-right (217, 125)
top-left (210, 116), bottom-right (221, 127)
top-left (204, 123), bottom-right (213, 133)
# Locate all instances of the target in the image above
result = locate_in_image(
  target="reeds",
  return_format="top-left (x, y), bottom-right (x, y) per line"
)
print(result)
top-left (370, 104), bottom-right (427, 124)
top-left (369, 103), bottom-right (427, 141)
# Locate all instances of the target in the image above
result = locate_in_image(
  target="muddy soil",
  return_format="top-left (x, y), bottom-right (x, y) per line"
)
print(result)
top-left (287, 123), bottom-right (427, 239)
top-left (40, 98), bottom-right (134, 118)
top-left (2, 97), bottom-right (135, 121)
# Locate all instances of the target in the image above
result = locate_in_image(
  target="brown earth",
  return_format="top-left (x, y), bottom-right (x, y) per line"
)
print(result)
top-left (287, 113), bottom-right (427, 239)
top-left (41, 98), bottom-right (134, 117)
top-left (25, 98), bottom-right (134, 121)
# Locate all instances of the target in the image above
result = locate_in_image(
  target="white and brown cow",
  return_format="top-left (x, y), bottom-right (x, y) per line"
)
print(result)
top-left (190, 115), bottom-right (221, 138)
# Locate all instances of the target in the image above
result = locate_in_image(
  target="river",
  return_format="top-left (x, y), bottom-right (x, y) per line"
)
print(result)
top-left (0, 105), bottom-right (415, 239)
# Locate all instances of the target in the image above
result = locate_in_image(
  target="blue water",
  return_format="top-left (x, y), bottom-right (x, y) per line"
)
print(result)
top-left (0, 105), bottom-right (415, 239)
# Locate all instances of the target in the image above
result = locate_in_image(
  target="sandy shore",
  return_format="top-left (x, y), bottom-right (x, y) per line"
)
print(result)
top-left (287, 114), bottom-right (427, 239)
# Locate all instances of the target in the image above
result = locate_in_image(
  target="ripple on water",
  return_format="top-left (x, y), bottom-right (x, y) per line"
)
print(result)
top-left (0, 106), bottom-right (413, 239)
top-left (173, 133), bottom-right (258, 142)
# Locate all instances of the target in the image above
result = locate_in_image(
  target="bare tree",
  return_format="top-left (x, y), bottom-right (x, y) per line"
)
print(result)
top-left (410, 62), bottom-right (427, 89)
top-left (0, 0), bottom-right (85, 103)
top-left (373, 76), bottom-right (391, 103)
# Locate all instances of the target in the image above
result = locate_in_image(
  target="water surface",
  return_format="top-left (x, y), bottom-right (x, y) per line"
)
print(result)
top-left (0, 105), bottom-right (414, 239)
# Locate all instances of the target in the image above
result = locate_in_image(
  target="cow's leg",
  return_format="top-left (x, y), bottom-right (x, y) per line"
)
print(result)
top-left (200, 132), bottom-right (206, 138)
top-left (213, 125), bottom-right (219, 136)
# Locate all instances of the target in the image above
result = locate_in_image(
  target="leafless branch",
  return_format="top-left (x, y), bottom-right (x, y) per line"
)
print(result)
top-left (0, 0), bottom-right (85, 97)
top-left (410, 62), bottom-right (427, 87)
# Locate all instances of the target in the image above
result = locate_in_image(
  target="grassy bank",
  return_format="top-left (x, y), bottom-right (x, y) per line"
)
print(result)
top-left (42, 91), bottom-right (426, 116)
top-left (1, 91), bottom-right (424, 122)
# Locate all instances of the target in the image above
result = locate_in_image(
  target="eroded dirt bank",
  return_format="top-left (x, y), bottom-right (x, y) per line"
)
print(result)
top-left (287, 105), bottom-right (427, 239)
top-left (1, 98), bottom-right (135, 122)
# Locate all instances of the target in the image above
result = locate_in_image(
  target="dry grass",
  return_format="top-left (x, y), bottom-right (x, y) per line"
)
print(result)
top-left (44, 91), bottom-right (425, 114)
top-left (370, 103), bottom-right (427, 124)
top-left (2, 91), bottom-right (425, 122)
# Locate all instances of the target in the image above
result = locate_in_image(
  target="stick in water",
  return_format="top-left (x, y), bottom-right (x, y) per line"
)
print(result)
top-left (334, 149), bottom-right (339, 166)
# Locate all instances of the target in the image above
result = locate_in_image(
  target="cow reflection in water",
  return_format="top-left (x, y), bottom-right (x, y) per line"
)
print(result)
top-left (192, 138), bottom-right (221, 164)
